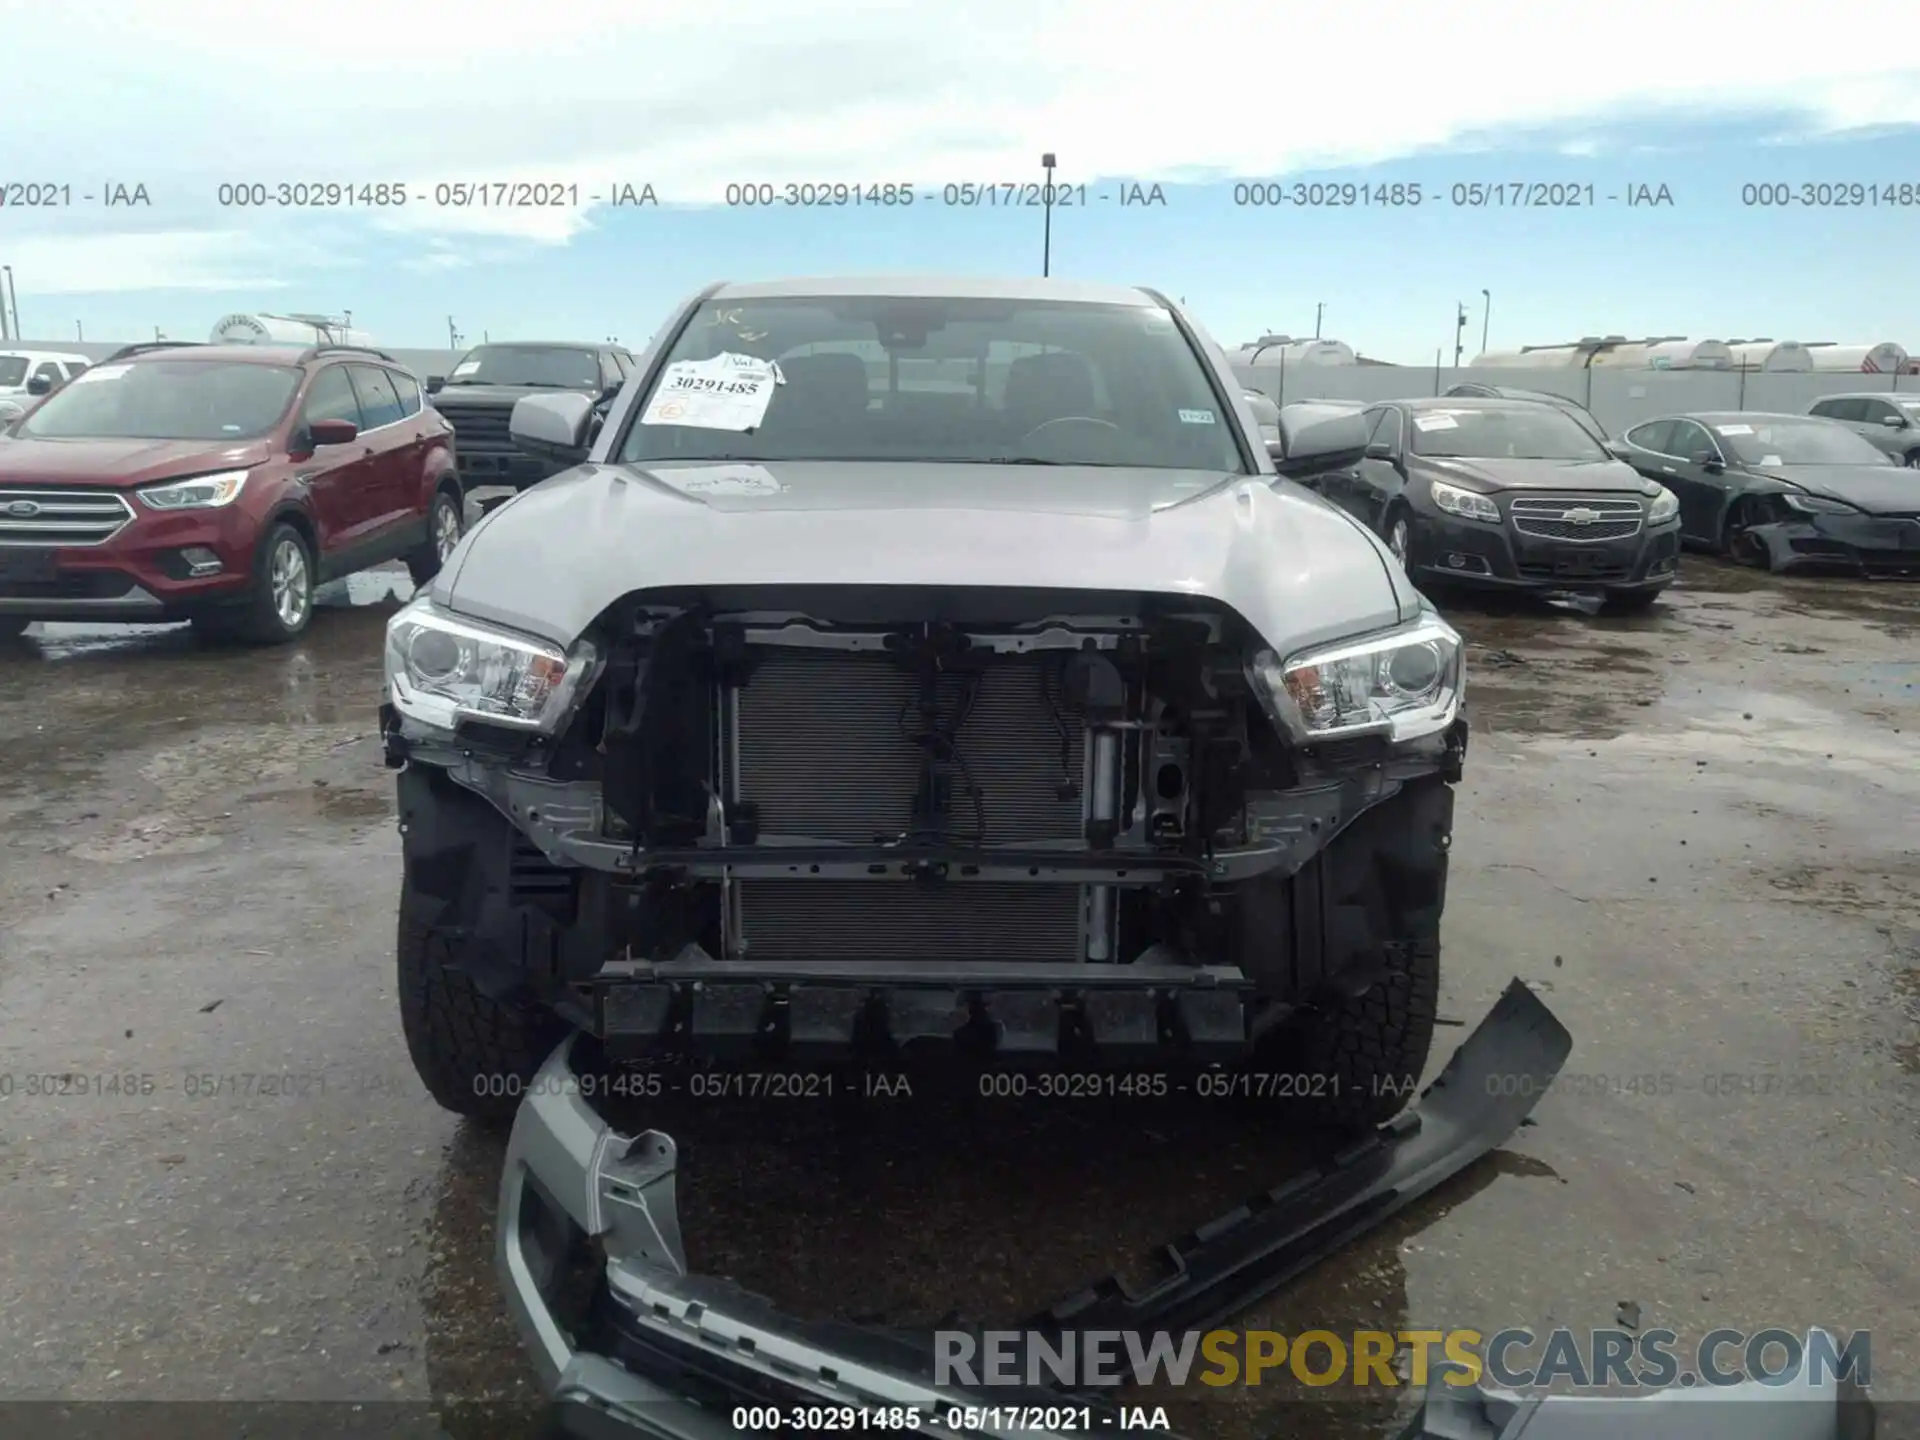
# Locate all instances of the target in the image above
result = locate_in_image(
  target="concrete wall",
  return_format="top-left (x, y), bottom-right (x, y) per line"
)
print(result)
top-left (1230, 362), bottom-right (1918, 434)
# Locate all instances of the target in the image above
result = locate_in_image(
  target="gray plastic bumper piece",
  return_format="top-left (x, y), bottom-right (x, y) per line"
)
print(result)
top-left (1395, 1350), bottom-right (1876, 1440)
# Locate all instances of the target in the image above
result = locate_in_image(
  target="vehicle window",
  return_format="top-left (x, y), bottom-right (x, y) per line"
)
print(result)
top-left (389, 369), bottom-right (423, 416)
top-left (617, 295), bottom-right (1247, 473)
top-left (1667, 420), bottom-right (1717, 462)
top-left (0, 356), bottom-right (27, 387)
top-left (348, 364), bottom-right (405, 429)
top-left (1366, 408), bottom-right (1402, 450)
top-left (65, 361), bottom-right (90, 380)
top-left (1711, 417), bottom-right (1893, 465)
top-left (613, 351), bottom-right (634, 379)
top-left (16, 359), bottom-right (303, 441)
top-left (1624, 420), bottom-right (1674, 454)
top-left (1406, 404), bottom-right (1606, 461)
top-left (302, 365), bottom-right (364, 429)
top-left (1814, 398), bottom-right (1860, 421)
top-left (32, 361), bottom-right (64, 385)
top-left (600, 354), bottom-right (625, 389)
top-left (443, 345), bottom-right (601, 389)
top-left (1858, 399), bottom-right (1896, 423)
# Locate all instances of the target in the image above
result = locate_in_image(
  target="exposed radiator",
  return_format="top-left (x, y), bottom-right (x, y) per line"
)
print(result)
top-left (736, 880), bottom-right (1082, 963)
top-left (729, 651), bottom-right (1087, 845)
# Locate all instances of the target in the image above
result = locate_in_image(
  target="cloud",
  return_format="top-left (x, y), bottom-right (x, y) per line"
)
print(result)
top-left (10, 0), bottom-right (1920, 249)
top-left (0, 231), bottom-right (293, 295)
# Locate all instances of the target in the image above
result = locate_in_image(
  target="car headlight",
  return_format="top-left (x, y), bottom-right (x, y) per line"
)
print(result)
top-left (1779, 492), bottom-right (1857, 515)
top-left (1428, 479), bottom-right (1501, 524)
top-left (1646, 485), bottom-right (1679, 523)
top-left (136, 469), bottom-right (251, 510)
top-left (384, 596), bottom-right (599, 733)
top-left (1247, 613), bottom-right (1464, 744)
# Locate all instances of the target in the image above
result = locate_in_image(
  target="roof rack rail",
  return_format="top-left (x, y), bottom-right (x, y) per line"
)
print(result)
top-left (299, 343), bottom-right (396, 363)
top-left (101, 341), bottom-right (207, 363)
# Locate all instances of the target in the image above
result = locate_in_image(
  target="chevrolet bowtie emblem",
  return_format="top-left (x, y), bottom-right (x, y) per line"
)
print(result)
top-left (1563, 507), bottom-right (1601, 524)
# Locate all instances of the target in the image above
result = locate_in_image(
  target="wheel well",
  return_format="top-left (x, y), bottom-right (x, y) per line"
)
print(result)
top-left (267, 505), bottom-right (317, 557)
top-left (433, 472), bottom-right (464, 506)
top-left (1905, 446), bottom-right (1920, 464)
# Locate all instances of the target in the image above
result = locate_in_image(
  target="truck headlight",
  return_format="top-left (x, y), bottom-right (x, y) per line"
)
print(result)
top-left (1248, 613), bottom-right (1464, 743)
top-left (1646, 486), bottom-right (1679, 524)
top-left (137, 469), bottom-right (251, 510)
top-left (1428, 479), bottom-right (1501, 524)
top-left (384, 596), bottom-right (598, 733)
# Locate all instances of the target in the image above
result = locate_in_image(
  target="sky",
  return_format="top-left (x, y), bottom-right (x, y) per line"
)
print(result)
top-left (4, 1), bottom-right (1920, 364)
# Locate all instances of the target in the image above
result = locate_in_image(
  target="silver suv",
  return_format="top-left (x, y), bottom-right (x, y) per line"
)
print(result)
top-left (1808, 391), bottom-right (1920, 467)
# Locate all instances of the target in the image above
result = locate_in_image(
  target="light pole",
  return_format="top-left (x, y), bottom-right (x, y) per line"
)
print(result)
top-left (1454, 302), bottom-right (1468, 367)
top-left (1041, 152), bottom-right (1057, 278)
top-left (1314, 302), bottom-right (1324, 339)
top-left (1479, 289), bottom-right (1491, 356)
top-left (448, 316), bottom-right (460, 349)
top-left (2, 265), bottom-right (17, 339)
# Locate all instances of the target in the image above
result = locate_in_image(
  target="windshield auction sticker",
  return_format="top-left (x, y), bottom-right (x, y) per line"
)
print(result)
top-left (641, 352), bottom-right (786, 431)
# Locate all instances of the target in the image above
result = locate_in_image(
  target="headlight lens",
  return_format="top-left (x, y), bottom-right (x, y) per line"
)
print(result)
top-left (1248, 613), bottom-right (1464, 743)
top-left (1428, 479), bottom-right (1501, 524)
top-left (384, 596), bottom-right (598, 733)
top-left (137, 469), bottom-right (251, 510)
top-left (1646, 485), bottom-right (1679, 523)
top-left (1780, 492), bottom-right (1857, 515)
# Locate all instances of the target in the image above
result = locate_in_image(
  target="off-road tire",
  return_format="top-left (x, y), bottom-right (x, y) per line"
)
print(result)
top-left (397, 913), bottom-right (566, 1124)
top-left (1274, 936), bottom-right (1441, 1131)
top-left (406, 485), bottom-right (465, 589)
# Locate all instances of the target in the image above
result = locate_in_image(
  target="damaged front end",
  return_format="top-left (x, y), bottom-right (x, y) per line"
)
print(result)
top-left (1733, 496), bottom-right (1920, 577)
top-left (381, 582), bottom-right (1466, 1070)
top-left (498, 981), bottom-right (1573, 1438)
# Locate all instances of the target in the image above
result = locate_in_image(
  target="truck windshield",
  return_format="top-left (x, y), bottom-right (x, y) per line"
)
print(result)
top-left (1410, 405), bottom-right (1606, 461)
top-left (444, 346), bottom-right (601, 388)
top-left (616, 295), bottom-right (1248, 472)
top-left (15, 360), bottom-right (301, 441)
top-left (0, 357), bottom-right (29, 387)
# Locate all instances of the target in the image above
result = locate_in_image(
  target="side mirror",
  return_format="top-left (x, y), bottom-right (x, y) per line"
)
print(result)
top-left (425, 376), bottom-right (445, 395)
top-left (1697, 453), bottom-right (1724, 473)
top-left (1273, 411), bottom-right (1370, 479)
top-left (1882, 414), bottom-right (1908, 428)
top-left (1364, 440), bottom-right (1395, 460)
top-left (307, 417), bottom-right (359, 447)
top-left (1265, 438), bottom-right (1287, 463)
top-left (511, 391), bottom-right (596, 465)
top-left (26, 375), bottom-right (54, 397)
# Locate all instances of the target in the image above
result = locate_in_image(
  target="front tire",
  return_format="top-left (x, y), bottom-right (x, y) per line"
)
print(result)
top-left (397, 910), bottom-right (567, 1124)
top-left (1723, 502), bottom-right (1779, 572)
top-left (407, 485), bottom-right (465, 588)
top-left (195, 522), bottom-right (315, 644)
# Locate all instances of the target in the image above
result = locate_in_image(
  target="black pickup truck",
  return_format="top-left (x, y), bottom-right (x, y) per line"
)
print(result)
top-left (426, 341), bottom-right (634, 490)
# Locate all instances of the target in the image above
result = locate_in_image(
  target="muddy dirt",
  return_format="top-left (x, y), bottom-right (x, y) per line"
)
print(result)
top-left (1, 555), bottom-right (1916, 1438)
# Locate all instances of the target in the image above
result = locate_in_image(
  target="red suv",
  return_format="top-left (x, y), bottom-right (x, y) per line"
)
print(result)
top-left (0, 341), bottom-right (463, 644)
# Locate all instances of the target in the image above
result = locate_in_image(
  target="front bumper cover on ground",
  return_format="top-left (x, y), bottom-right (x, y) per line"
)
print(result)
top-left (497, 980), bottom-right (1574, 1437)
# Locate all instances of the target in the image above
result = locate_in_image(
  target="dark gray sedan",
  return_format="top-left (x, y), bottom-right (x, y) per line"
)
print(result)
top-left (1613, 411), bottom-right (1920, 574)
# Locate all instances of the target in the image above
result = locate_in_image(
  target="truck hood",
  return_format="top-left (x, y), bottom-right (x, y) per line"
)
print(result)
top-left (1750, 463), bottom-right (1920, 515)
top-left (0, 435), bottom-right (273, 487)
top-left (1412, 455), bottom-right (1648, 493)
top-left (438, 459), bottom-right (1415, 653)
